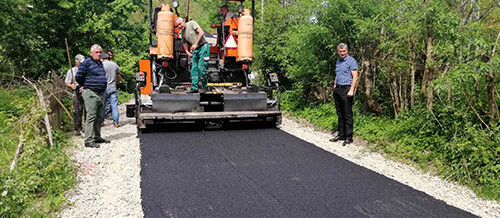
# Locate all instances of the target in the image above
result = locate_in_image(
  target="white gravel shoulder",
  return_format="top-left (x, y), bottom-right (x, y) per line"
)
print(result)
top-left (60, 104), bottom-right (499, 218)
top-left (61, 101), bottom-right (143, 218)
top-left (279, 115), bottom-right (500, 218)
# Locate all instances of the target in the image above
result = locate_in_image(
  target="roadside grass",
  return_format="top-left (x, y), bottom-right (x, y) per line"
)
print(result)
top-left (118, 91), bottom-right (134, 104)
top-left (0, 88), bottom-right (76, 216)
top-left (281, 91), bottom-right (500, 201)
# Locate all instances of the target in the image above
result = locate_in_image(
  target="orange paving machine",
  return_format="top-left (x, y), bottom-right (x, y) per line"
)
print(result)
top-left (126, 0), bottom-right (281, 131)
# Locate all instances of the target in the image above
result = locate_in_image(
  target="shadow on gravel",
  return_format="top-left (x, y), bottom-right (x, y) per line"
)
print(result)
top-left (106, 132), bottom-right (136, 141)
top-left (140, 121), bottom-right (278, 134)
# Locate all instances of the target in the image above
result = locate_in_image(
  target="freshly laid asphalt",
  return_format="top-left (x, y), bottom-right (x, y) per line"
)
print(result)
top-left (140, 127), bottom-right (476, 218)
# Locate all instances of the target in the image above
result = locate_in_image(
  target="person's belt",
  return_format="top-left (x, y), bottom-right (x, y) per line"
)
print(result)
top-left (195, 42), bottom-right (207, 50)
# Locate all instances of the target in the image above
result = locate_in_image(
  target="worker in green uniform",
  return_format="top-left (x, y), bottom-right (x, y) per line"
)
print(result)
top-left (175, 17), bottom-right (209, 93)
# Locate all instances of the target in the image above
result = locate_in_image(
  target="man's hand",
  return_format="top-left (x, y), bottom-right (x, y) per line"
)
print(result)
top-left (347, 90), bottom-right (354, 97)
top-left (187, 52), bottom-right (193, 58)
top-left (190, 44), bottom-right (198, 51)
top-left (79, 86), bottom-right (84, 93)
top-left (70, 83), bottom-right (77, 90)
top-left (210, 23), bottom-right (219, 29)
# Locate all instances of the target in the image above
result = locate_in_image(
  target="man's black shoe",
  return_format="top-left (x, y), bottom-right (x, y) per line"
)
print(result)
top-left (187, 89), bottom-right (198, 93)
top-left (329, 136), bottom-right (345, 142)
top-left (84, 142), bottom-right (100, 148)
top-left (94, 137), bottom-right (110, 143)
top-left (342, 138), bottom-right (353, 146)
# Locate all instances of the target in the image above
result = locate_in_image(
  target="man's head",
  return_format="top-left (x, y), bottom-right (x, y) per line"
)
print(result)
top-left (75, 54), bottom-right (85, 67)
top-left (337, 43), bottom-right (348, 59)
top-left (107, 49), bottom-right (114, 59)
top-left (220, 5), bottom-right (229, 17)
top-left (174, 17), bottom-right (186, 30)
top-left (90, 44), bottom-right (102, 61)
top-left (101, 52), bottom-right (110, 61)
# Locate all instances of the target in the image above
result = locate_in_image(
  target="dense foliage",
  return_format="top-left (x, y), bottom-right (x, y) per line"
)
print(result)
top-left (257, 0), bottom-right (499, 199)
top-left (0, 0), bottom-right (148, 91)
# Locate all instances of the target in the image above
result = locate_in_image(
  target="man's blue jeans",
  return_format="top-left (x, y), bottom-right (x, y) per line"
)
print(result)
top-left (102, 87), bottom-right (119, 124)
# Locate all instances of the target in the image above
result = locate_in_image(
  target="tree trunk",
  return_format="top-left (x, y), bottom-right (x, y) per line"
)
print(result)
top-left (402, 73), bottom-right (409, 111)
top-left (389, 78), bottom-right (398, 117)
top-left (422, 30), bottom-right (433, 94)
top-left (427, 86), bottom-right (434, 111)
top-left (423, 0), bottom-right (435, 110)
top-left (409, 36), bottom-right (416, 109)
top-left (361, 60), bottom-right (383, 114)
top-left (487, 31), bottom-right (499, 121)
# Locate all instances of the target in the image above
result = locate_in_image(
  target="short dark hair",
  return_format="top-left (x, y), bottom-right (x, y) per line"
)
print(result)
top-left (220, 5), bottom-right (228, 10)
top-left (107, 49), bottom-right (114, 54)
top-left (101, 52), bottom-right (110, 59)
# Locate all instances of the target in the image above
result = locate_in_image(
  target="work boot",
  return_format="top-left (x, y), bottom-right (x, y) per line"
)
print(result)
top-left (342, 138), bottom-right (353, 146)
top-left (94, 137), bottom-right (110, 143)
top-left (113, 123), bottom-right (119, 128)
top-left (84, 142), bottom-right (100, 148)
top-left (329, 136), bottom-right (345, 142)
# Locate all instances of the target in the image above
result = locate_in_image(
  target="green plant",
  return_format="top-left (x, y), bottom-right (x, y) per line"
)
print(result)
top-left (0, 87), bottom-right (76, 216)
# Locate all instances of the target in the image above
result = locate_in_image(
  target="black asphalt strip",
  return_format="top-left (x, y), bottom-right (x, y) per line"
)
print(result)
top-left (140, 128), bottom-right (476, 218)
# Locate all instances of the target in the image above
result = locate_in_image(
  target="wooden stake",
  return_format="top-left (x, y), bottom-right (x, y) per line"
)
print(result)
top-left (9, 128), bottom-right (23, 172)
top-left (65, 38), bottom-right (75, 84)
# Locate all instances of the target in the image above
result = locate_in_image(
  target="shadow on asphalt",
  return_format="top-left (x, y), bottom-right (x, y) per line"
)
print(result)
top-left (139, 121), bottom-right (278, 134)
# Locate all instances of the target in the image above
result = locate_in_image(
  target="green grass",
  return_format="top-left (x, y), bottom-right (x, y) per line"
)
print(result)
top-left (118, 91), bottom-right (134, 104)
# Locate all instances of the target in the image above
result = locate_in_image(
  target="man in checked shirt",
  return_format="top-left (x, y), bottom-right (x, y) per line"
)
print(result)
top-left (329, 43), bottom-right (358, 146)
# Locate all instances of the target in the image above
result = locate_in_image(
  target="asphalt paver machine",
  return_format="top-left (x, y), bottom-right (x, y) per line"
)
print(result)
top-left (126, 0), bottom-right (281, 131)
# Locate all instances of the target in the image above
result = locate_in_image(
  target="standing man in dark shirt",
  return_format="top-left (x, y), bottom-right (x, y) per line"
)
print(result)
top-left (330, 43), bottom-right (358, 146)
top-left (76, 44), bottom-right (111, 148)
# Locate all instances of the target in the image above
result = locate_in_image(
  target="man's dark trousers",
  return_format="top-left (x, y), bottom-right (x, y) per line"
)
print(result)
top-left (72, 90), bottom-right (85, 132)
top-left (82, 89), bottom-right (104, 144)
top-left (333, 85), bottom-right (354, 139)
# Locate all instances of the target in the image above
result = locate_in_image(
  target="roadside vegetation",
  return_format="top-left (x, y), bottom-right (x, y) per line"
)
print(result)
top-left (0, 88), bottom-right (75, 216)
top-left (256, 0), bottom-right (499, 200)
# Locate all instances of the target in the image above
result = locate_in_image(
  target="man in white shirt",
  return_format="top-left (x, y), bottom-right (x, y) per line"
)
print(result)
top-left (65, 54), bottom-right (86, 135)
